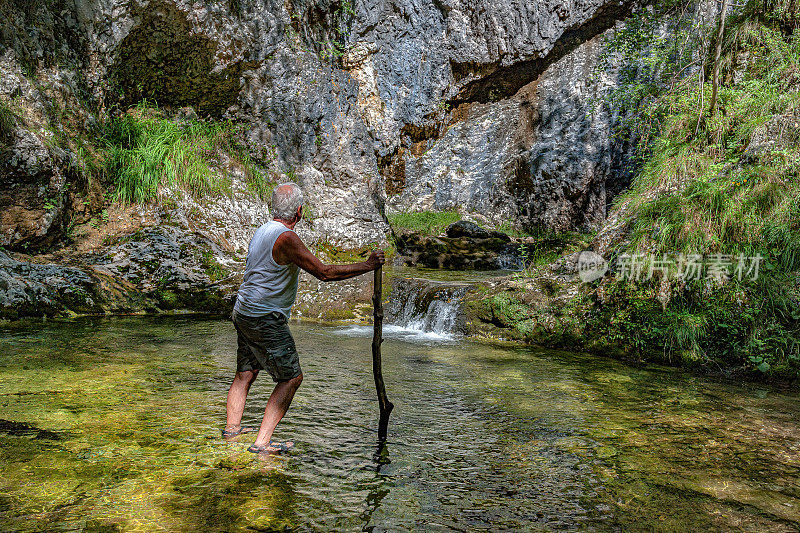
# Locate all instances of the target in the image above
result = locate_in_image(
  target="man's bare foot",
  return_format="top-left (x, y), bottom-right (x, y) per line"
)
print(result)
top-left (221, 425), bottom-right (255, 439)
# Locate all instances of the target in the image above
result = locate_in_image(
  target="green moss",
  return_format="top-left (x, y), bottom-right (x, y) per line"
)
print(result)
top-left (488, 293), bottom-right (531, 326)
top-left (157, 290), bottom-right (179, 308)
top-left (317, 306), bottom-right (357, 321)
top-left (198, 249), bottom-right (228, 282)
top-left (584, 277), bottom-right (800, 377)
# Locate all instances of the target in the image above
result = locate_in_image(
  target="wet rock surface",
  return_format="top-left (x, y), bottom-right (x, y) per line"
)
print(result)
top-left (387, 276), bottom-right (471, 335)
top-left (0, 226), bottom-right (239, 319)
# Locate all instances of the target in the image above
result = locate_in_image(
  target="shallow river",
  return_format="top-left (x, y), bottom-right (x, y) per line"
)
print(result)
top-left (1, 317), bottom-right (799, 531)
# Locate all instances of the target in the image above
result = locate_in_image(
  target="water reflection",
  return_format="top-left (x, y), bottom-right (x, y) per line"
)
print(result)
top-left (0, 317), bottom-right (798, 531)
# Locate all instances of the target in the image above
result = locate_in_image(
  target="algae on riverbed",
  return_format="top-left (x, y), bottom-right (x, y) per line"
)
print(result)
top-left (1, 317), bottom-right (799, 531)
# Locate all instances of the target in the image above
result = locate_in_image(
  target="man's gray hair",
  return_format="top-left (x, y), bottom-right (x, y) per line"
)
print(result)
top-left (271, 182), bottom-right (304, 220)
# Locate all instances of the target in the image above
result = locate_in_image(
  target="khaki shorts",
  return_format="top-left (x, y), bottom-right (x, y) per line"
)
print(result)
top-left (232, 310), bottom-right (302, 382)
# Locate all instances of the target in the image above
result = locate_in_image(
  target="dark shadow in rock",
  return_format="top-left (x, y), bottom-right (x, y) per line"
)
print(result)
top-left (449, 1), bottom-right (636, 106)
top-left (108, 1), bottom-right (260, 116)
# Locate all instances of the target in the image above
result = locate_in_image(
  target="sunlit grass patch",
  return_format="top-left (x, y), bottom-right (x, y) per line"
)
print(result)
top-left (387, 210), bottom-right (462, 235)
top-left (104, 103), bottom-right (230, 203)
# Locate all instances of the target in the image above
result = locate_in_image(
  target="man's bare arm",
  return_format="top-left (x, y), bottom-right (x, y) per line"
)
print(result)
top-left (273, 232), bottom-right (385, 281)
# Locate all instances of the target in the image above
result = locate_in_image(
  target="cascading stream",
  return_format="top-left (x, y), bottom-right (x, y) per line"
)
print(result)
top-left (335, 277), bottom-right (471, 343)
top-left (384, 278), bottom-right (470, 340)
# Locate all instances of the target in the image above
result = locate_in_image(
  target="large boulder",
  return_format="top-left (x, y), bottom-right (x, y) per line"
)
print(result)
top-left (446, 220), bottom-right (510, 241)
top-left (0, 226), bottom-right (240, 319)
top-left (394, 226), bottom-right (515, 270)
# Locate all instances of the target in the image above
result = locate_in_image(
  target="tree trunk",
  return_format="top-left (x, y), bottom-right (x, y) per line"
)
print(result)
top-left (372, 265), bottom-right (393, 441)
top-left (709, 0), bottom-right (730, 116)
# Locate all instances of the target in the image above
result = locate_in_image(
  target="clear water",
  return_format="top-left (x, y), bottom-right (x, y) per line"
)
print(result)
top-left (1, 317), bottom-right (799, 531)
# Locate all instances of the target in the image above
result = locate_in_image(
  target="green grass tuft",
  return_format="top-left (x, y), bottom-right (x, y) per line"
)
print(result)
top-left (387, 210), bottom-right (463, 235)
top-left (103, 102), bottom-right (274, 204)
top-left (0, 99), bottom-right (17, 143)
top-left (104, 103), bottom-right (230, 203)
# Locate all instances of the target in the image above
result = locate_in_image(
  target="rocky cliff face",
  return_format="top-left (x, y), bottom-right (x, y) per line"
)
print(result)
top-left (385, 33), bottom-right (632, 231)
top-left (0, 0), bottom-right (639, 317)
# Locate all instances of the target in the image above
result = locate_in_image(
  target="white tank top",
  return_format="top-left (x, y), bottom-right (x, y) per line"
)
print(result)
top-left (234, 221), bottom-right (300, 318)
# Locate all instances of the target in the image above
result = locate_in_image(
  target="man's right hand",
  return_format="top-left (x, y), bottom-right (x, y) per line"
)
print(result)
top-left (366, 250), bottom-right (386, 270)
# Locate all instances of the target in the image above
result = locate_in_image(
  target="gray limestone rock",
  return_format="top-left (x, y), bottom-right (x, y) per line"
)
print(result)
top-left (0, 0), bottom-right (642, 315)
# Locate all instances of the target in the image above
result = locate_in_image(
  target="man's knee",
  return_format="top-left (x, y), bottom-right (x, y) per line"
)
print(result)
top-left (288, 372), bottom-right (303, 389)
top-left (236, 369), bottom-right (259, 384)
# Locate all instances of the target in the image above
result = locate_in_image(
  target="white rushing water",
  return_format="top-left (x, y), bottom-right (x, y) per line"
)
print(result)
top-left (334, 324), bottom-right (457, 343)
top-left (335, 278), bottom-right (469, 343)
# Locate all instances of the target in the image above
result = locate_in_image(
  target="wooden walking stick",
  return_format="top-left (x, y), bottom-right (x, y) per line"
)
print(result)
top-left (372, 265), bottom-right (394, 441)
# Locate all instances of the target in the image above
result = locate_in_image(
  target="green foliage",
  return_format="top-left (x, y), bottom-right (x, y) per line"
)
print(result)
top-left (311, 0), bottom-right (356, 64)
top-left (488, 292), bottom-right (531, 325)
top-left (738, 0), bottom-right (800, 32)
top-left (587, 277), bottom-right (800, 377)
top-left (239, 154), bottom-right (274, 200)
top-left (104, 103), bottom-right (230, 203)
top-left (387, 210), bottom-right (462, 235)
top-left (587, 3), bottom-right (800, 377)
top-left (0, 99), bottom-right (16, 143)
top-left (494, 221), bottom-right (531, 239)
top-left (595, 0), bottom-right (701, 158)
top-left (616, 13), bottom-right (800, 270)
top-left (103, 102), bottom-right (273, 203)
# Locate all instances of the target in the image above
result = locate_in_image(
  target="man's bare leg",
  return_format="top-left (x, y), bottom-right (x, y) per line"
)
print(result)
top-left (253, 373), bottom-right (303, 448)
top-left (225, 370), bottom-right (259, 433)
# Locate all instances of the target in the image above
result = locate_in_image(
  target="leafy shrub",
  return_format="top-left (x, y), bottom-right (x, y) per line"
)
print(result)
top-left (587, 277), bottom-right (800, 377)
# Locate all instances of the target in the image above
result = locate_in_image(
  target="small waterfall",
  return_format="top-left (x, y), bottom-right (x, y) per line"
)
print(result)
top-left (386, 278), bottom-right (470, 338)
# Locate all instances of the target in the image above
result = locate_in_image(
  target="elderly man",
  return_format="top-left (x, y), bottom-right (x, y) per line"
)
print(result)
top-left (223, 182), bottom-right (385, 454)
